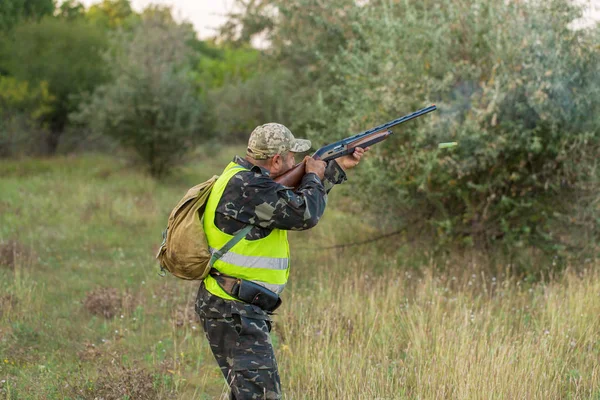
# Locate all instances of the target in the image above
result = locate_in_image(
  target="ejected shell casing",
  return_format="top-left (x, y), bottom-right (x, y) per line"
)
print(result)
top-left (438, 142), bottom-right (458, 149)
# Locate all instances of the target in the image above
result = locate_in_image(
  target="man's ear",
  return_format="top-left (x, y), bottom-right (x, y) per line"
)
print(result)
top-left (271, 154), bottom-right (282, 169)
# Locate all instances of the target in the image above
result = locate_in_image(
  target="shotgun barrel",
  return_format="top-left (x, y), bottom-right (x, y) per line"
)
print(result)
top-left (275, 105), bottom-right (437, 188)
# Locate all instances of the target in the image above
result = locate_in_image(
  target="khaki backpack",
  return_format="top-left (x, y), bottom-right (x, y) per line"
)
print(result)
top-left (156, 174), bottom-right (252, 280)
top-left (156, 176), bottom-right (218, 280)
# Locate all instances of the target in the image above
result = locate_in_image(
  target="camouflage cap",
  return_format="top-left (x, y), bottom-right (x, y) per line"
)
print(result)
top-left (247, 123), bottom-right (311, 160)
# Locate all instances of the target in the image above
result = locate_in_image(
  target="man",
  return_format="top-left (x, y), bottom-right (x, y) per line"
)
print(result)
top-left (195, 123), bottom-right (367, 399)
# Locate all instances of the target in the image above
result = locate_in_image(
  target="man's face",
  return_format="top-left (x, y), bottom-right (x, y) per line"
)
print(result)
top-left (270, 151), bottom-right (296, 178)
top-left (282, 151), bottom-right (296, 173)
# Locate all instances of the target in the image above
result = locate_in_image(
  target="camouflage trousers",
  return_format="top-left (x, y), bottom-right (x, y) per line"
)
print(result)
top-left (199, 314), bottom-right (281, 400)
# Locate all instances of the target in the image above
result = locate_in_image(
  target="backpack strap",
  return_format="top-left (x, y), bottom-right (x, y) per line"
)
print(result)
top-left (208, 163), bottom-right (253, 266)
top-left (209, 225), bottom-right (254, 267)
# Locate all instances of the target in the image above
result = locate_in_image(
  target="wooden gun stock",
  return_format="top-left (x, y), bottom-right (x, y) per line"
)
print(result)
top-left (274, 158), bottom-right (310, 188)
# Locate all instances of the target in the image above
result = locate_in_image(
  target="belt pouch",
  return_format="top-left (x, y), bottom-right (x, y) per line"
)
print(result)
top-left (237, 280), bottom-right (281, 312)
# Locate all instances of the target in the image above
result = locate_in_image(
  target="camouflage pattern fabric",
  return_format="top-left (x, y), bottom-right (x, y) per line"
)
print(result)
top-left (215, 156), bottom-right (347, 240)
top-left (247, 123), bottom-right (311, 160)
top-left (196, 283), bottom-right (281, 399)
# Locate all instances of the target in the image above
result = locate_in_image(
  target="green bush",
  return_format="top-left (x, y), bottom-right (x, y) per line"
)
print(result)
top-left (229, 0), bottom-right (600, 262)
top-left (0, 76), bottom-right (54, 157)
top-left (190, 43), bottom-right (294, 142)
top-left (85, 0), bottom-right (137, 29)
top-left (73, 10), bottom-right (211, 177)
top-left (0, 0), bottom-right (54, 31)
top-left (208, 68), bottom-right (296, 142)
top-left (193, 45), bottom-right (260, 89)
top-left (0, 16), bottom-right (109, 153)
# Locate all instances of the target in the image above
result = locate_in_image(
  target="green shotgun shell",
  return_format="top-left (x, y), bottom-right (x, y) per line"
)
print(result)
top-left (438, 142), bottom-right (458, 149)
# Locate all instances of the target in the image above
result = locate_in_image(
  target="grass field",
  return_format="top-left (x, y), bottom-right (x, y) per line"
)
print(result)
top-left (1, 149), bottom-right (599, 399)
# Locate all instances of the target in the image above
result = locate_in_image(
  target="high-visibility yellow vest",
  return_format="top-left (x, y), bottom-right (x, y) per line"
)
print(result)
top-left (203, 162), bottom-right (290, 300)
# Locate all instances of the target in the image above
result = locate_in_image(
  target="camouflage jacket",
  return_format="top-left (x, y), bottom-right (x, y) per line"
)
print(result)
top-left (214, 155), bottom-right (347, 240)
top-left (196, 155), bottom-right (346, 320)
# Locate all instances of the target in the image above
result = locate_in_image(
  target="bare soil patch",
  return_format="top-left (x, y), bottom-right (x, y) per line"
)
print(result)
top-left (0, 294), bottom-right (18, 318)
top-left (93, 366), bottom-right (162, 400)
top-left (77, 341), bottom-right (103, 362)
top-left (65, 365), bottom-right (168, 400)
top-left (172, 300), bottom-right (199, 328)
top-left (0, 240), bottom-right (35, 270)
top-left (83, 287), bottom-right (135, 319)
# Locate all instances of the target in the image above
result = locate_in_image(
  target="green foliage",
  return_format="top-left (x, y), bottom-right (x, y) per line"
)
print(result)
top-left (0, 0), bottom-right (54, 31)
top-left (0, 16), bottom-right (109, 153)
top-left (208, 68), bottom-right (295, 141)
top-left (0, 76), bottom-right (54, 121)
top-left (192, 44), bottom-right (293, 141)
top-left (227, 0), bottom-right (600, 263)
top-left (0, 76), bottom-right (55, 156)
top-left (85, 0), bottom-right (137, 29)
top-left (73, 11), bottom-right (211, 177)
top-left (56, 0), bottom-right (86, 21)
top-left (194, 45), bottom-right (260, 88)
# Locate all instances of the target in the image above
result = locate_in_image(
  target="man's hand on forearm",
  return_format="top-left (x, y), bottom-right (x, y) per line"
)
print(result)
top-left (336, 147), bottom-right (369, 171)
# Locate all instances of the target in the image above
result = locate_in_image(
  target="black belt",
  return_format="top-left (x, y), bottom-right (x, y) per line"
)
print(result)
top-left (210, 269), bottom-right (282, 312)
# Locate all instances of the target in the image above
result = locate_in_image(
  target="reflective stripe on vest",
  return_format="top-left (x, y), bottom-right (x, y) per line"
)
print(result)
top-left (203, 162), bottom-right (290, 300)
top-left (208, 247), bottom-right (289, 270)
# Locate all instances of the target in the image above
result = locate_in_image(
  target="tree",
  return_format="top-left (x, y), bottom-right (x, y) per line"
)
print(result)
top-left (0, 0), bottom-right (54, 31)
top-left (86, 0), bottom-right (137, 29)
top-left (194, 45), bottom-right (259, 88)
top-left (73, 9), bottom-right (212, 177)
top-left (0, 76), bottom-right (54, 156)
top-left (208, 68), bottom-right (295, 141)
top-left (56, 0), bottom-right (86, 21)
top-left (0, 17), bottom-right (109, 153)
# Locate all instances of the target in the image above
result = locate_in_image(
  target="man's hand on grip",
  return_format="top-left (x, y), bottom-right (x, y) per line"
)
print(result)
top-left (304, 156), bottom-right (326, 180)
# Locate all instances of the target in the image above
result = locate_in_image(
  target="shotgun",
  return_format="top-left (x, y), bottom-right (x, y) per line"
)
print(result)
top-left (275, 105), bottom-right (437, 188)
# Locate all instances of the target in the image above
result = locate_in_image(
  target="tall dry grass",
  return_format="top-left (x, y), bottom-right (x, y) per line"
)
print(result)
top-left (275, 256), bottom-right (600, 399)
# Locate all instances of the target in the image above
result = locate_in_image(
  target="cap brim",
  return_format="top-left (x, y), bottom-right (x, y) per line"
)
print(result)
top-left (290, 138), bottom-right (311, 153)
